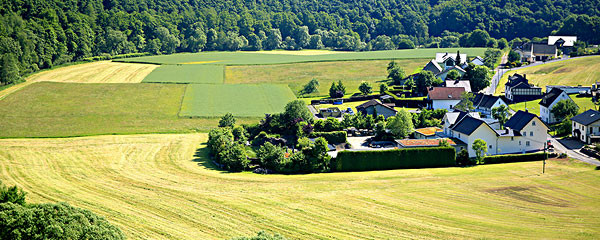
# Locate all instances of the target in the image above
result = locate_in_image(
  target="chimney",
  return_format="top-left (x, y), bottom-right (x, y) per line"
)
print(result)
top-left (524, 74), bottom-right (527, 79)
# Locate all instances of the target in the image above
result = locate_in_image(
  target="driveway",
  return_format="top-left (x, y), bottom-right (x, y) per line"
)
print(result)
top-left (550, 136), bottom-right (600, 166)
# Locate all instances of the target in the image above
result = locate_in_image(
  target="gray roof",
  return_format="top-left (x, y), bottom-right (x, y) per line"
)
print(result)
top-left (539, 88), bottom-right (568, 108)
top-left (423, 60), bottom-right (443, 74)
top-left (473, 94), bottom-right (503, 109)
top-left (504, 110), bottom-right (538, 131)
top-left (571, 109), bottom-right (600, 125)
top-left (451, 115), bottom-right (487, 135)
top-left (506, 73), bottom-right (529, 88)
top-left (356, 99), bottom-right (397, 113)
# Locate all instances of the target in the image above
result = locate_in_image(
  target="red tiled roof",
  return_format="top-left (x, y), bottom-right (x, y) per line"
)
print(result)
top-left (397, 138), bottom-right (457, 147)
top-left (428, 87), bottom-right (465, 100)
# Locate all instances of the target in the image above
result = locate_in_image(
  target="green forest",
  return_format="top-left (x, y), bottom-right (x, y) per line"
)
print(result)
top-left (1, 0), bottom-right (599, 84)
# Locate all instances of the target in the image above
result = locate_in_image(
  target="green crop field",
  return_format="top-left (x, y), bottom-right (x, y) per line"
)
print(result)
top-left (495, 56), bottom-right (600, 95)
top-left (142, 65), bottom-right (224, 84)
top-left (117, 48), bottom-right (487, 65)
top-left (0, 133), bottom-right (598, 239)
top-left (180, 84), bottom-right (296, 117)
top-left (509, 95), bottom-right (596, 115)
top-left (0, 82), bottom-right (258, 138)
top-left (226, 59), bottom-right (427, 97)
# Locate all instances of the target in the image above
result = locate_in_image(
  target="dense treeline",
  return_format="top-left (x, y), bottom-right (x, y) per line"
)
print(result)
top-left (1, 0), bottom-right (599, 84)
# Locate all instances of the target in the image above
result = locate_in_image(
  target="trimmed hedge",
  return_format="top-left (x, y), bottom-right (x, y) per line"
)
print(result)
top-left (310, 131), bottom-right (347, 144)
top-left (333, 147), bottom-right (455, 171)
top-left (483, 152), bottom-right (547, 164)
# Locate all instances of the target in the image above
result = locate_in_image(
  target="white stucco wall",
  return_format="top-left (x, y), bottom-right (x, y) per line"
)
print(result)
top-left (540, 92), bottom-right (572, 124)
top-left (432, 99), bottom-right (461, 110)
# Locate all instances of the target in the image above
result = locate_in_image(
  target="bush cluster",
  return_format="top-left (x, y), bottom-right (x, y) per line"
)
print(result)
top-left (309, 131), bottom-right (347, 144)
top-left (333, 147), bottom-right (456, 171)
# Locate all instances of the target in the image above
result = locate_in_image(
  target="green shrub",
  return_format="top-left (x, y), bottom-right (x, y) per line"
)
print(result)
top-left (0, 202), bottom-right (125, 240)
top-left (333, 147), bottom-right (456, 171)
top-left (309, 131), bottom-right (347, 144)
top-left (483, 152), bottom-right (547, 164)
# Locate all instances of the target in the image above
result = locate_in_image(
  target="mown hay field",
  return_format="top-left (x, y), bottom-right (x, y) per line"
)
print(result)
top-left (226, 59), bottom-right (427, 97)
top-left (495, 56), bottom-right (600, 95)
top-left (28, 61), bottom-right (158, 83)
top-left (0, 133), bottom-right (598, 239)
top-left (117, 48), bottom-right (487, 65)
top-left (0, 82), bottom-right (258, 138)
top-left (142, 65), bottom-right (224, 84)
top-left (180, 84), bottom-right (296, 117)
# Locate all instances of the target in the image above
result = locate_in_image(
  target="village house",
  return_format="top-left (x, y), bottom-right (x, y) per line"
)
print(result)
top-left (435, 52), bottom-right (467, 69)
top-left (427, 87), bottom-right (465, 110)
top-left (442, 110), bottom-right (548, 157)
top-left (515, 42), bottom-right (557, 62)
top-left (445, 79), bottom-right (471, 92)
top-left (548, 36), bottom-right (577, 48)
top-left (471, 93), bottom-right (508, 118)
top-left (539, 88), bottom-right (574, 124)
top-left (571, 110), bottom-right (600, 144)
top-left (504, 73), bottom-right (543, 102)
top-left (422, 59), bottom-right (443, 75)
top-left (436, 65), bottom-right (466, 81)
top-left (356, 99), bottom-right (397, 119)
top-left (470, 56), bottom-right (485, 66)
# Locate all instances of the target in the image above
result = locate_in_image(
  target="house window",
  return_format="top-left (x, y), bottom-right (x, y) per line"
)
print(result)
top-left (458, 133), bottom-right (461, 138)
top-left (532, 121), bottom-right (536, 126)
top-left (530, 131), bottom-right (533, 136)
top-left (526, 141), bottom-right (530, 146)
top-left (489, 145), bottom-right (492, 149)
top-left (519, 141), bottom-right (522, 145)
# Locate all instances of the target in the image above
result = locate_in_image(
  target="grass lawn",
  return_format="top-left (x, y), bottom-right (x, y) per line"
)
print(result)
top-left (142, 64), bottom-right (224, 84)
top-left (180, 84), bottom-right (296, 117)
top-left (226, 59), bottom-right (426, 97)
top-left (116, 48), bottom-right (487, 65)
top-left (0, 133), bottom-right (598, 239)
top-left (495, 56), bottom-right (600, 95)
top-left (0, 82), bottom-right (258, 138)
top-left (509, 94), bottom-right (596, 115)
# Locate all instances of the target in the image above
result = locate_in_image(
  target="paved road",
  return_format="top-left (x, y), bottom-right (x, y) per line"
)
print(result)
top-left (549, 136), bottom-right (600, 166)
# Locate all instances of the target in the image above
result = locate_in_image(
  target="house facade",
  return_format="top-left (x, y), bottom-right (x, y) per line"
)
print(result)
top-left (436, 65), bottom-right (466, 81)
top-left (515, 42), bottom-right (557, 62)
top-left (471, 93), bottom-right (508, 118)
top-left (571, 110), bottom-right (600, 144)
top-left (443, 110), bottom-right (548, 157)
top-left (428, 87), bottom-right (465, 110)
top-left (356, 99), bottom-right (397, 119)
top-left (504, 73), bottom-right (543, 102)
top-left (539, 88), bottom-right (573, 124)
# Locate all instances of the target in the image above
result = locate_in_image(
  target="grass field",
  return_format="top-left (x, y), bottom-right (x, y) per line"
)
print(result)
top-left (226, 59), bottom-right (427, 97)
top-left (509, 95), bottom-right (596, 115)
top-left (143, 65), bottom-right (224, 84)
top-left (180, 84), bottom-right (296, 117)
top-left (495, 56), bottom-right (600, 95)
top-left (0, 82), bottom-right (258, 138)
top-left (117, 48), bottom-right (487, 65)
top-left (0, 133), bottom-right (598, 239)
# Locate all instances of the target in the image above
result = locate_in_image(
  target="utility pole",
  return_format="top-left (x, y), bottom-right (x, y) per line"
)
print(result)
top-left (543, 142), bottom-right (547, 174)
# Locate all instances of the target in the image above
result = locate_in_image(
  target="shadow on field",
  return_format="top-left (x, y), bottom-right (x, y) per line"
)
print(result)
top-left (192, 143), bottom-right (227, 172)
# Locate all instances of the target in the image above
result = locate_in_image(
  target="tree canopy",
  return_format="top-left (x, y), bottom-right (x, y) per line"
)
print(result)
top-left (1, 0), bottom-right (599, 84)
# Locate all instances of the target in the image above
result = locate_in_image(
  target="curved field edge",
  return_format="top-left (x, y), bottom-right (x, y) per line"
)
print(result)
top-left (494, 56), bottom-right (600, 95)
top-left (115, 48), bottom-right (487, 65)
top-left (0, 133), bottom-right (598, 239)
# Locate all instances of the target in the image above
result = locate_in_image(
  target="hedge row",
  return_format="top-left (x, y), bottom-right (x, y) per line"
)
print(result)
top-left (332, 147), bottom-right (456, 172)
top-left (82, 52), bottom-right (151, 62)
top-left (483, 152), bottom-right (547, 164)
top-left (310, 131), bottom-right (347, 144)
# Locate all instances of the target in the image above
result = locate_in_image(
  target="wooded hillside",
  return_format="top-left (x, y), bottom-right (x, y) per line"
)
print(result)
top-left (1, 0), bottom-right (599, 84)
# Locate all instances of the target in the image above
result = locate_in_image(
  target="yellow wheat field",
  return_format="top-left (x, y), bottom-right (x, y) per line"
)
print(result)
top-left (0, 133), bottom-right (599, 239)
top-left (27, 61), bottom-right (158, 83)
